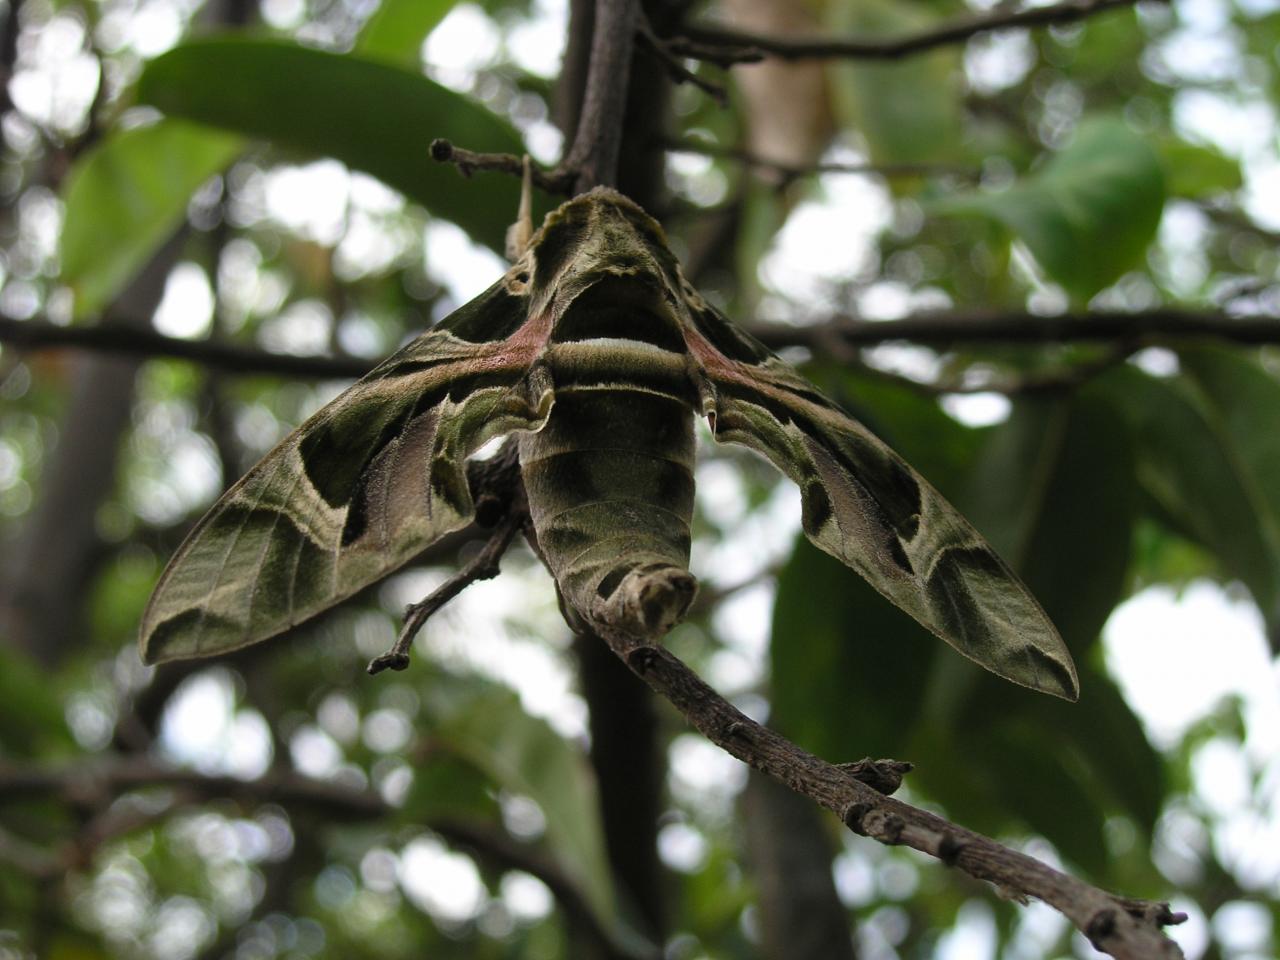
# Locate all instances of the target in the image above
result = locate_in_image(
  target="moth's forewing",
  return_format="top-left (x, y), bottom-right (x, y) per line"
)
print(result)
top-left (680, 297), bottom-right (1079, 701)
top-left (139, 277), bottom-right (553, 665)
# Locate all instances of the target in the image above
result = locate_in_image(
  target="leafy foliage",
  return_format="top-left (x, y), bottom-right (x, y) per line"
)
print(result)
top-left (2, 0), bottom-right (1279, 957)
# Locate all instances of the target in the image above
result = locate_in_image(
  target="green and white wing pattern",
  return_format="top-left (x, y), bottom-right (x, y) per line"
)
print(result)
top-left (139, 279), bottom-right (553, 665)
top-left (684, 301), bottom-right (1079, 701)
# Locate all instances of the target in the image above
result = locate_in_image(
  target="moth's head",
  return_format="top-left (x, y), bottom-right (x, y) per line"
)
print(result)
top-left (524, 188), bottom-right (684, 317)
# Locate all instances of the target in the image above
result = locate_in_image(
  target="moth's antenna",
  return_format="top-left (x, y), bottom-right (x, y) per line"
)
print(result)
top-left (505, 155), bottom-right (534, 261)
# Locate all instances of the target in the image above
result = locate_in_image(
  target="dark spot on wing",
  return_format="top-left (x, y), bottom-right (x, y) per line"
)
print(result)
top-left (302, 372), bottom-right (511, 512)
top-left (551, 276), bottom-right (686, 353)
top-left (887, 537), bottom-right (914, 575)
top-left (689, 305), bottom-right (773, 364)
top-left (300, 401), bottom-right (415, 510)
top-left (801, 480), bottom-right (832, 535)
top-left (533, 205), bottom-right (591, 288)
top-left (924, 545), bottom-right (1007, 647)
top-left (810, 423), bottom-right (923, 542)
top-left (428, 453), bottom-right (470, 517)
top-left (437, 282), bottom-right (528, 344)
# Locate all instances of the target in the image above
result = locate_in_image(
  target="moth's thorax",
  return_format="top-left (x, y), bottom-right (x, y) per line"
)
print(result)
top-left (548, 272), bottom-right (687, 354)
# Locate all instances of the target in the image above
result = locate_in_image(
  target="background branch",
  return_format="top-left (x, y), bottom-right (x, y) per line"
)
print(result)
top-left (660, 136), bottom-right (978, 180)
top-left (0, 758), bottom-right (619, 955)
top-left (670, 0), bottom-right (1160, 63)
top-left (6, 309), bottom-right (1277, 380)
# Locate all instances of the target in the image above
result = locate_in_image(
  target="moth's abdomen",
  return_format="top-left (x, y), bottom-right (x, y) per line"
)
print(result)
top-left (520, 383), bottom-right (696, 638)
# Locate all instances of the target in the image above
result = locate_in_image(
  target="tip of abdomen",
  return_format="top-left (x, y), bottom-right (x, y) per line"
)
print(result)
top-left (599, 563), bottom-right (698, 638)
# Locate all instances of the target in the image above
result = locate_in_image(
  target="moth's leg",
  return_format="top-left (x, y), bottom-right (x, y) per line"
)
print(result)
top-left (505, 156), bottom-right (535, 261)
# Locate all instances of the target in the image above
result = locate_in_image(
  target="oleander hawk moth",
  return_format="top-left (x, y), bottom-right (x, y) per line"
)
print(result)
top-left (139, 187), bottom-right (1079, 701)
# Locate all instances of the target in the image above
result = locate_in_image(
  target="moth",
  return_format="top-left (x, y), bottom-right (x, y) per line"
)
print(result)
top-left (139, 187), bottom-right (1079, 700)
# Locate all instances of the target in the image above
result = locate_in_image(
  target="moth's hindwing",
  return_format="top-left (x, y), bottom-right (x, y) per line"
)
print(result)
top-left (139, 278), bottom-right (553, 665)
top-left (682, 298), bottom-right (1079, 701)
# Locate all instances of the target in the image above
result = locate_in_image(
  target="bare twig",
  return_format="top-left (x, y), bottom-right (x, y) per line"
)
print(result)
top-left (661, 136), bottom-right (979, 181)
top-left (749, 308), bottom-right (1280, 350)
top-left (367, 514), bottom-right (524, 675)
top-left (7, 310), bottom-right (1278, 382)
top-left (563, 0), bottom-right (641, 191)
top-left (669, 0), bottom-right (1161, 63)
top-left (429, 138), bottom-right (576, 196)
top-left (847, 345), bottom-right (1134, 397)
top-left (635, 21), bottom-right (728, 105)
top-left (0, 314), bottom-right (370, 378)
top-left (0, 758), bottom-right (388, 820)
top-left (589, 629), bottom-right (1187, 959)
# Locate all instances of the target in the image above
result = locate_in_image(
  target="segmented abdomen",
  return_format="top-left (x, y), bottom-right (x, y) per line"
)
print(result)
top-left (519, 347), bottom-right (697, 637)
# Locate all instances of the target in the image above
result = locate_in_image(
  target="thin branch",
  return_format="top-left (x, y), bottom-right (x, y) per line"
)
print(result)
top-left (591, 629), bottom-right (1187, 960)
top-left (563, 0), bottom-right (641, 191)
top-left (0, 315), bottom-right (371, 378)
top-left (846, 345), bottom-right (1134, 397)
top-left (635, 21), bottom-right (728, 105)
top-left (7, 310), bottom-right (1279, 381)
top-left (367, 513), bottom-right (524, 675)
top-left (669, 0), bottom-right (1161, 63)
top-left (749, 308), bottom-right (1280, 350)
top-left (0, 758), bottom-right (389, 820)
top-left (660, 136), bottom-right (979, 181)
top-left (429, 139), bottom-right (576, 196)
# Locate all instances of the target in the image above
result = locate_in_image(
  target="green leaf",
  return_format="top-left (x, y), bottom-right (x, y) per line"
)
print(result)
top-left (1159, 138), bottom-right (1243, 200)
top-left (929, 118), bottom-right (1166, 301)
top-left (354, 0), bottom-right (457, 67)
top-left (59, 120), bottom-right (243, 319)
top-left (974, 722), bottom-right (1112, 875)
top-left (828, 0), bottom-right (962, 165)
top-left (1178, 346), bottom-right (1280, 643)
top-left (423, 677), bottom-right (652, 957)
top-left (1094, 361), bottom-right (1280, 637)
top-left (0, 646), bottom-right (73, 757)
top-left (771, 537), bottom-right (936, 761)
top-left (136, 38), bottom-right (524, 253)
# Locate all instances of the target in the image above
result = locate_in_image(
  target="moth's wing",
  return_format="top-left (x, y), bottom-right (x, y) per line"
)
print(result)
top-left (684, 303), bottom-right (1079, 700)
top-left (140, 280), bottom-right (554, 665)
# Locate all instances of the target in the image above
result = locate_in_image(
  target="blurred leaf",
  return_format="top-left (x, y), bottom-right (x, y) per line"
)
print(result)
top-left (59, 120), bottom-right (243, 319)
top-left (771, 537), bottom-right (936, 760)
top-left (87, 549), bottom-right (160, 650)
top-left (964, 387), bottom-right (1136, 655)
top-left (1159, 138), bottom-right (1243, 200)
top-left (137, 38), bottom-right (524, 252)
top-left (423, 677), bottom-right (653, 957)
top-left (967, 721), bottom-right (1110, 875)
top-left (958, 658), bottom-right (1164, 845)
top-left (401, 753), bottom-right (500, 824)
top-left (828, 0), bottom-right (961, 164)
top-left (0, 646), bottom-right (72, 757)
top-left (1094, 362), bottom-right (1280, 631)
top-left (929, 118), bottom-right (1165, 301)
top-left (354, 0), bottom-right (456, 67)
top-left (1179, 346), bottom-right (1280, 645)
top-left (1041, 665), bottom-right (1165, 835)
